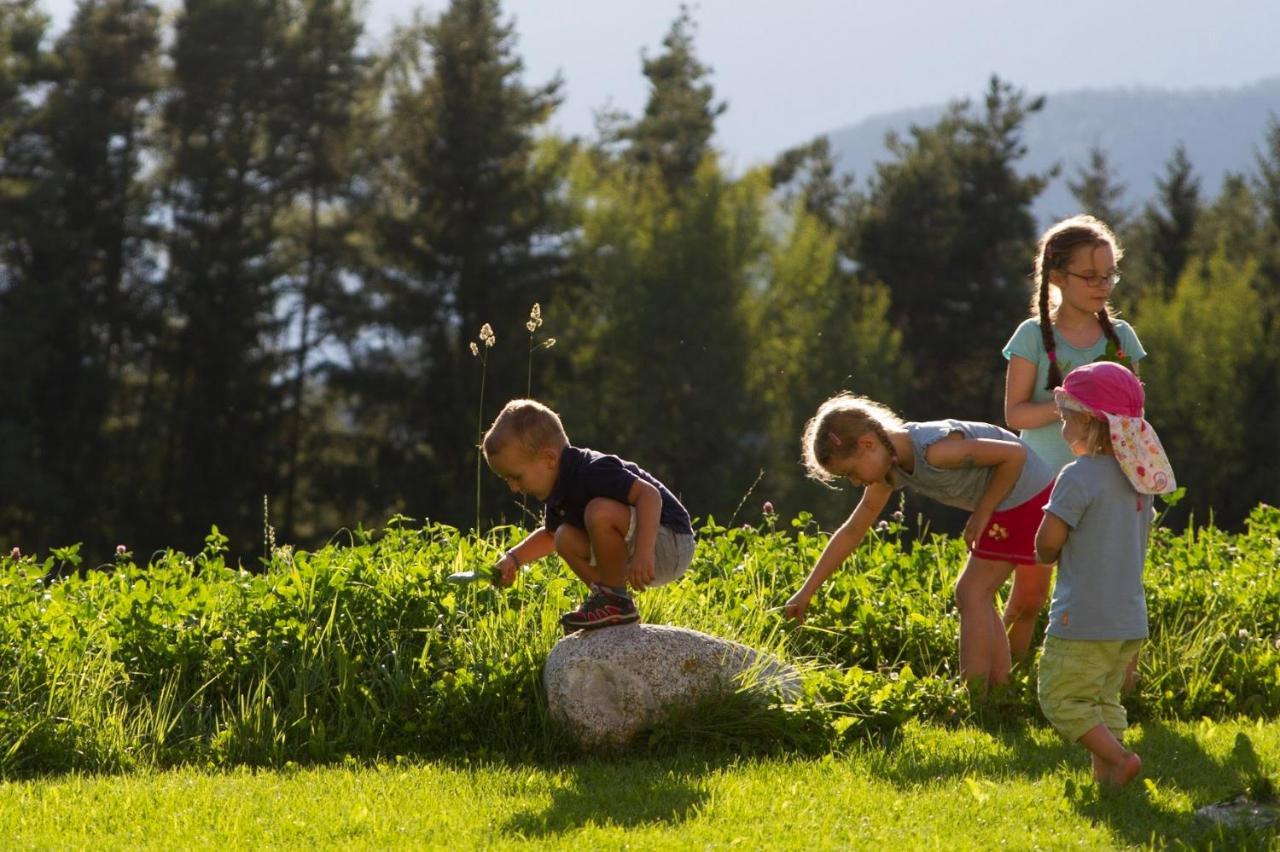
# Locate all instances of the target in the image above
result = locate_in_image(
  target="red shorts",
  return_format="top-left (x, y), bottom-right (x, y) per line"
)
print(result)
top-left (970, 482), bottom-right (1055, 565)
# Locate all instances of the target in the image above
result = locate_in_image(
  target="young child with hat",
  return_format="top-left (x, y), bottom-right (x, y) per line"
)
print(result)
top-left (1033, 361), bottom-right (1176, 787)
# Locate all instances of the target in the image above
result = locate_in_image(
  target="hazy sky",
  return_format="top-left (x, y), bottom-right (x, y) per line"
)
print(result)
top-left (40, 0), bottom-right (1280, 167)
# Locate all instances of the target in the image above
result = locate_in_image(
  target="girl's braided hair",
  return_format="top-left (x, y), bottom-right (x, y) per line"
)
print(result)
top-left (801, 392), bottom-right (903, 485)
top-left (1032, 215), bottom-right (1125, 391)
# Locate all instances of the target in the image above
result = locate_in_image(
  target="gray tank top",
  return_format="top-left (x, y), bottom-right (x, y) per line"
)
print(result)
top-left (893, 420), bottom-right (1054, 511)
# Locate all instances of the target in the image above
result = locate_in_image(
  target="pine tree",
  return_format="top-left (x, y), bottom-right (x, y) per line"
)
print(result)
top-left (153, 0), bottom-right (295, 554)
top-left (1068, 146), bottom-right (1130, 233)
top-left (561, 151), bottom-right (767, 520)
top-left (1191, 173), bottom-right (1261, 262)
top-left (559, 9), bottom-right (763, 519)
top-left (770, 136), bottom-right (859, 235)
top-left (856, 77), bottom-right (1052, 419)
top-left (336, 0), bottom-right (567, 529)
top-left (0, 0), bottom-right (161, 554)
top-left (274, 0), bottom-right (368, 540)
top-left (0, 0), bottom-right (56, 547)
top-left (1143, 143), bottom-right (1202, 295)
top-left (614, 4), bottom-right (725, 195)
top-left (1253, 114), bottom-right (1280, 230)
top-left (1250, 114), bottom-right (1280, 321)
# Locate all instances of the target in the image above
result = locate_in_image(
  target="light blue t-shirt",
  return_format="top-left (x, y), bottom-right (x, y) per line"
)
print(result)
top-left (892, 420), bottom-right (1054, 512)
top-left (1044, 455), bottom-right (1154, 641)
top-left (1002, 318), bottom-right (1146, 473)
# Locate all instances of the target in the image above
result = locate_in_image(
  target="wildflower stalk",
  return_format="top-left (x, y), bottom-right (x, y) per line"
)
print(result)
top-left (262, 495), bottom-right (275, 565)
top-left (472, 323), bottom-right (496, 534)
top-left (523, 304), bottom-right (555, 521)
top-left (524, 302), bottom-right (555, 398)
top-left (526, 303), bottom-right (541, 399)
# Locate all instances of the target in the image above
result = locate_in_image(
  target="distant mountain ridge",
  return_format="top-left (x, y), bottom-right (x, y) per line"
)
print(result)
top-left (818, 77), bottom-right (1280, 226)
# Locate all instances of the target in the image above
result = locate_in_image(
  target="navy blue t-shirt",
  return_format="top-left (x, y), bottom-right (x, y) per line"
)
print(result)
top-left (542, 446), bottom-right (693, 534)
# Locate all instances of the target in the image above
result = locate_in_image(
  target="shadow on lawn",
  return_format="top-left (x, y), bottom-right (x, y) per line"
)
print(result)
top-left (1069, 723), bottom-right (1277, 850)
top-left (501, 757), bottom-right (712, 839)
top-left (867, 718), bottom-right (1276, 848)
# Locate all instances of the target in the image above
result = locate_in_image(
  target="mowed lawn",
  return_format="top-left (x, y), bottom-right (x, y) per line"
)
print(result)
top-left (2, 719), bottom-right (1277, 850)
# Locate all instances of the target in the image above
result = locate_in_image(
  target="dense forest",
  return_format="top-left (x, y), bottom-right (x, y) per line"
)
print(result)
top-left (2, 0), bottom-right (1277, 562)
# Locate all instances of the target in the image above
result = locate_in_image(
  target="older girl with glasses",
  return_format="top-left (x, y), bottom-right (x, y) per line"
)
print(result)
top-left (999, 215), bottom-right (1147, 669)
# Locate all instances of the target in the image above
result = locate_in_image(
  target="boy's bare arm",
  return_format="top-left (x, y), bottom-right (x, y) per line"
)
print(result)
top-left (495, 528), bottom-right (555, 585)
top-left (626, 479), bottom-right (662, 589)
top-left (1035, 512), bottom-right (1070, 565)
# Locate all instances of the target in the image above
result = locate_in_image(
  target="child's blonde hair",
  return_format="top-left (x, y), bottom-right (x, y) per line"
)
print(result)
top-left (482, 399), bottom-right (569, 459)
top-left (1057, 401), bottom-right (1114, 456)
top-left (801, 392), bottom-right (904, 484)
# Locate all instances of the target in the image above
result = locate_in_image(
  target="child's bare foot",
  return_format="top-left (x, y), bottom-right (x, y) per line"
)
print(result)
top-left (1102, 752), bottom-right (1142, 788)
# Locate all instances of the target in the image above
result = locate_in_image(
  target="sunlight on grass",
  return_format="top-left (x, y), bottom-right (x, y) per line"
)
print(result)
top-left (1, 719), bottom-right (1275, 850)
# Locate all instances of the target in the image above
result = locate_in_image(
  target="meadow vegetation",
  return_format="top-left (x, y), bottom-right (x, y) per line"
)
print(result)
top-left (2, 503), bottom-right (1277, 777)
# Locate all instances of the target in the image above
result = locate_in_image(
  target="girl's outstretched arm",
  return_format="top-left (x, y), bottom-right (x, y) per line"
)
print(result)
top-left (925, 437), bottom-right (1027, 550)
top-left (784, 482), bottom-right (893, 624)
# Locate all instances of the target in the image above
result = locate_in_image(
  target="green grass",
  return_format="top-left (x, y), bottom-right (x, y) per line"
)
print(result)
top-left (2, 719), bottom-right (1276, 850)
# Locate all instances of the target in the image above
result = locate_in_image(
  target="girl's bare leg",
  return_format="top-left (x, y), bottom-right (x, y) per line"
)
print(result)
top-left (1005, 563), bottom-right (1052, 663)
top-left (954, 556), bottom-right (1016, 692)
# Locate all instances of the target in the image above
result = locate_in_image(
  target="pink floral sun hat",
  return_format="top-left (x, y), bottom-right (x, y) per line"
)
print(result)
top-left (1053, 361), bottom-right (1177, 495)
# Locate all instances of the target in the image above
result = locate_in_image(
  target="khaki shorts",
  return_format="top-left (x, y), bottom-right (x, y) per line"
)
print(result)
top-left (1038, 634), bottom-right (1143, 743)
top-left (588, 506), bottom-right (695, 587)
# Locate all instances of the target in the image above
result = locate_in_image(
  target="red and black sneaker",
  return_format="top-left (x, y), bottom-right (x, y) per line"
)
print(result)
top-left (559, 587), bottom-right (639, 632)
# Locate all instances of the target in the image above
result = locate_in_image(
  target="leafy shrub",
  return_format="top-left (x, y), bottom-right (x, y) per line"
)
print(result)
top-left (0, 505), bottom-right (1276, 774)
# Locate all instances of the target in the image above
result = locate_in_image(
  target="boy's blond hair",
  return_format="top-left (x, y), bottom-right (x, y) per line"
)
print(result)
top-left (801, 392), bottom-right (904, 484)
top-left (482, 399), bottom-right (569, 459)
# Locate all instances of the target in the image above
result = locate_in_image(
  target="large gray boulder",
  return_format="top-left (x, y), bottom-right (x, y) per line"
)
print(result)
top-left (542, 623), bottom-right (800, 749)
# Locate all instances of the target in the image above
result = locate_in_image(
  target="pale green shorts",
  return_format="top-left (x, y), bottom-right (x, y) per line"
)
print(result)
top-left (1037, 634), bottom-right (1143, 743)
top-left (588, 506), bottom-right (695, 587)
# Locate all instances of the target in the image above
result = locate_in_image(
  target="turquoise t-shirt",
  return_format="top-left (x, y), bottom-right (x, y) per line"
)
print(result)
top-left (1002, 318), bottom-right (1146, 472)
top-left (1044, 455), bottom-right (1154, 641)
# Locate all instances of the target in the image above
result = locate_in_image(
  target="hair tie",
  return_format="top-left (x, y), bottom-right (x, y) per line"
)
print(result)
top-left (1047, 351), bottom-right (1057, 363)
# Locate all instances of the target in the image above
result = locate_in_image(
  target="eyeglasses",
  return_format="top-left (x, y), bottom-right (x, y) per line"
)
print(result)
top-left (1064, 269), bottom-right (1121, 288)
